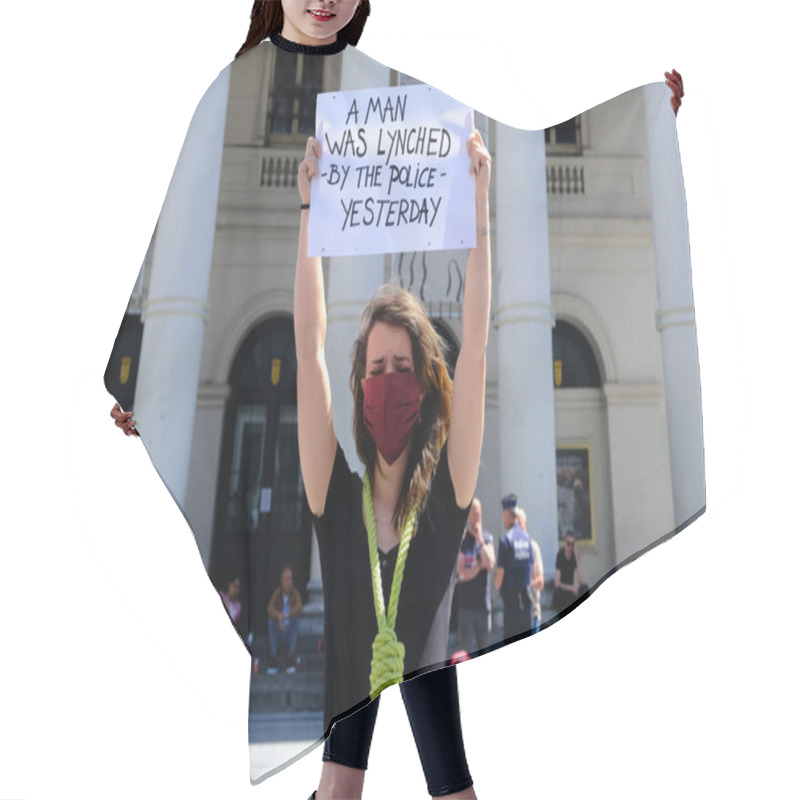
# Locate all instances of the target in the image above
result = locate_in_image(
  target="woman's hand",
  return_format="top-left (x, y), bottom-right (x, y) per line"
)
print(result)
top-left (467, 129), bottom-right (491, 204)
top-left (297, 137), bottom-right (322, 206)
top-left (110, 402), bottom-right (139, 437)
top-left (665, 69), bottom-right (684, 116)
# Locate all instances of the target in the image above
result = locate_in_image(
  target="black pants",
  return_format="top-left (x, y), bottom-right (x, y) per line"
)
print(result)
top-left (323, 665), bottom-right (473, 797)
top-left (553, 584), bottom-right (590, 614)
top-left (502, 592), bottom-right (534, 641)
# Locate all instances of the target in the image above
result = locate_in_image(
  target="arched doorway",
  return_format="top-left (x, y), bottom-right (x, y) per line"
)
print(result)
top-left (552, 319), bottom-right (615, 576)
top-left (210, 316), bottom-right (310, 640)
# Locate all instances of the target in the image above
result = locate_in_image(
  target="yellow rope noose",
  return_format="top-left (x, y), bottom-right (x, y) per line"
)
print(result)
top-left (363, 471), bottom-right (418, 699)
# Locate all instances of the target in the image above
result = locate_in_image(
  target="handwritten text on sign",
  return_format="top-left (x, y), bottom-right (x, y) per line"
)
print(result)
top-left (308, 84), bottom-right (475, 257)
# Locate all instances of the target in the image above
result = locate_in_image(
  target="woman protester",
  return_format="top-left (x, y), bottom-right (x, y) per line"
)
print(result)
top-left (295, 117), bottom-right (490, 800)
top-left (243, 14), bottom-right (488, 798)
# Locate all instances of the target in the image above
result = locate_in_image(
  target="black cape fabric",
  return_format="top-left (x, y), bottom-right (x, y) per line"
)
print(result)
top-left (105, 36), bottom-right (704, 782)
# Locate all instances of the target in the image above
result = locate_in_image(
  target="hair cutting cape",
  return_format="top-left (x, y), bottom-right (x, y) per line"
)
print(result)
top-left (105, 38), bottom-right (704, 783)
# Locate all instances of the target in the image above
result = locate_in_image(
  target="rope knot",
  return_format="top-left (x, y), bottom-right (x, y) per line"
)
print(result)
top-left (369, 623), bottom-right (405, 698)
top-left (363, 472), bottom-right (417, 700)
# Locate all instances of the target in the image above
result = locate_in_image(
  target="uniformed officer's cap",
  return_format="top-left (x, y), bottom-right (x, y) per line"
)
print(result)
top-left (501, 493), bottom-right (518, 510)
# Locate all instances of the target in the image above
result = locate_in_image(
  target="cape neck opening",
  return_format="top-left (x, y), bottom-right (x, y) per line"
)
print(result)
top-left (270, 32), bottom-right (348, 55)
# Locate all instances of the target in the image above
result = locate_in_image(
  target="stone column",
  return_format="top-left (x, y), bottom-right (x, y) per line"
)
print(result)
top-left (134, 67), bottom-right (231, 507)
top-left (644, 83), bottom-right (706, 529)
top-left (495, 125), bottom-right (559, 578)
top-left (604, 382), bottom-right (676, 560)
top-left (184, 383), bottom-right (230, 568)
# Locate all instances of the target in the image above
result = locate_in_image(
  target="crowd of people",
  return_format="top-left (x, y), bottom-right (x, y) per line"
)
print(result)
top-left (453, 492), bottom-right (588, 656)
top-left (216, 488), bottom-right (592, 676)
top-left (216, 483), bottom-right (592, 674)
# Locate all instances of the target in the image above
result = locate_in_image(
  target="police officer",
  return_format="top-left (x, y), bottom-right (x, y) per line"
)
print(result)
top-left (494, 493), bottom-right (535, 640)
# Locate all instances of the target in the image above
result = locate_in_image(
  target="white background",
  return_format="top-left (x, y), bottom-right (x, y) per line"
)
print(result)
top-left (1, 1), bottom-right (796, 798)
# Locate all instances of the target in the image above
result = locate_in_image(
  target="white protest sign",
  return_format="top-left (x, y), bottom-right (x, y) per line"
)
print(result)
top-left (308, 84), bottom-right (475, 258)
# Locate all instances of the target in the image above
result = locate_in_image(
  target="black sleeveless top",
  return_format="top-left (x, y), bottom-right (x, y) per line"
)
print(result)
top-left (312, 442), bottom-right (469, 733)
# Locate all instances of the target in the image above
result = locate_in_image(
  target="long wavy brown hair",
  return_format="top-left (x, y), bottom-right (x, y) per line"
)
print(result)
top-left (236, 0), bottom-right (371, 59)
top-left (351, 287), bottom-right (453, 531)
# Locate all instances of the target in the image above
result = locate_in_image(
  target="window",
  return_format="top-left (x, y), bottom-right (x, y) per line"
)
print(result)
top-left (268, 49), bottom-right (325, 139)
top-left (545, 116), bottom-right (582, 155)
top-left (552, 320), bottom-right (601, 388)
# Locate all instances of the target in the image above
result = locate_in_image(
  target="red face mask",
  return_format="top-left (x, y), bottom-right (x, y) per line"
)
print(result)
top-left (363, 370), bottom-right (422, 465)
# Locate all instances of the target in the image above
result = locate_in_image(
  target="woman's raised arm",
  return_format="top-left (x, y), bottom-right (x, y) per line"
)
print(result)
top-left (294, 137), bottom-right (337, 516)
top-left (448, 130), bottom-right (492, 508)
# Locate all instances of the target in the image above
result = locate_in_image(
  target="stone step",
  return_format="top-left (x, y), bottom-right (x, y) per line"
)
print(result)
top-left (249, 669), bottom-right (324, 713)
top-left (253, 651), bottom-right (325, 673)
top-left (248, 710), bottom-right (324, 743)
